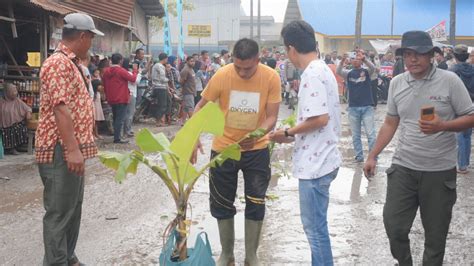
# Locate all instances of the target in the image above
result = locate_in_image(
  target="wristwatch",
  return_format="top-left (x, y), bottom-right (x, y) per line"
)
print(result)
top-left (284, 128), bottom-right (294, 138)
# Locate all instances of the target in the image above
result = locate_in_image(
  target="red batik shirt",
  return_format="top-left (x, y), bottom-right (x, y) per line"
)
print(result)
top-left (36, 42), bottom-right (97, 163)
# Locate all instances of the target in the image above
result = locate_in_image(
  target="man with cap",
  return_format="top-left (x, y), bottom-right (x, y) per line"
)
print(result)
top-left (37, 13), bottom-right (103, 265)
top-left (449, 44), bottom-right (474, 174)
top-left (364, 31), bottom-right (474, 265)
top-left (209, 53), bottom-right (222, 77)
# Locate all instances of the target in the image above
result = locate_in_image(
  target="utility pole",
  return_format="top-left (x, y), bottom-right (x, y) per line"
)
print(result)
top-left (257, 0), bottom-right (261, 42)
top-left (390, 0), bottom-right (395, 37)
top-left (250, 0), bottom-right (254, 39)
top-left (450, 0), bottom-right (456, 45)
top-left (355, 0), bottom-right (363, 49)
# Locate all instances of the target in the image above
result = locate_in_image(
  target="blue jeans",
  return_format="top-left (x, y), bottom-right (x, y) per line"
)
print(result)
top-left (123, 96), bottom-right (136, 135)
top-left (299, 169), bottom-right (339, 266)
top-left (457, 128), bottom-right (472, 170)
top-left (348, 106), bottom-right (376, 160)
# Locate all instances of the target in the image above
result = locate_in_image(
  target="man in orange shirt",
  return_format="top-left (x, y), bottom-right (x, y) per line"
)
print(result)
top-left (193, 38), bottom-right (281, 266)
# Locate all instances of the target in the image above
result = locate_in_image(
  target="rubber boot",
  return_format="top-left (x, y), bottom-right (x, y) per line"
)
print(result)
top-left (244, 219), bottom-right (263, 266)
top-left (217, 218), bottom-right (235, 266)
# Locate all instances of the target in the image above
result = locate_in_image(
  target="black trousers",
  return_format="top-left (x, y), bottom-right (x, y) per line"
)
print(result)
top-left (383, 164), bottom-right (457, 266)
top-left (150, 88), bottom-right (168, 121)
top-left (209, 148), bottom-right (271, 221)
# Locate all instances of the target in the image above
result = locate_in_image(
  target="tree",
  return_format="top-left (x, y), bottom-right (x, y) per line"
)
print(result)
top-left (450, 0), bottom-right (456, 45)
top-left (149, 0), bottom-right (194, 33)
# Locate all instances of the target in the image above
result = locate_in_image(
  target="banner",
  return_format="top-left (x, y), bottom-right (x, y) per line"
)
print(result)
top-left (177, 0), bottom-right (185, 60)
top-left (163, 0), bottom-right (172, 56)
top-left (426, 20), bottom-right (447, 42)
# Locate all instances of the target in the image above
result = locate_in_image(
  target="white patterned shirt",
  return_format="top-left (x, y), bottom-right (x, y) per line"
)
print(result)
top-left (293, 60), bottom-right (342, 179)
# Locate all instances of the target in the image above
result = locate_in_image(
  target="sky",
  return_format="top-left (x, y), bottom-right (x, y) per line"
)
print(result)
top-left (240, 0), bottom-right (289, 23)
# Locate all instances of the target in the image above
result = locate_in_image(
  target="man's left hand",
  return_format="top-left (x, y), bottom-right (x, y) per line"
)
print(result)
top-left (269, 129), bottom-right (295, 144)
top-left (419, 114), bottom-right (445, 134)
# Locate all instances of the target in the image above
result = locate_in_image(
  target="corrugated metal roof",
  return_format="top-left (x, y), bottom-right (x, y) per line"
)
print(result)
top-left (28, 0), bottom-right (132, 28)
top-left (59, 0), bottom-right (135, 26)
top-left (29, 0), bottom-right (73, 15)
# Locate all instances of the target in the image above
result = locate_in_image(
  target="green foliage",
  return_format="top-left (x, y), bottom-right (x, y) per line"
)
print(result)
top-left (248, 128), bottom-right (267, 139)
top-left (281, 113), bottom-right (297, 128)
top-left (99, 151), bottom-right (139, 183)
top-left (136, 129), bottom-right (173, 154)
top-left (149, 0), bottom-right (195, 33)
top-left (99, 102), bottom-right (229, 187)
top-left (166, 101), bottom-right (225, 185)
top-left (210, 143), bottom-right (241, 168)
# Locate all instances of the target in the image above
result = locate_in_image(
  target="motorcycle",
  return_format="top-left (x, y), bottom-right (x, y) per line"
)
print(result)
top-left (133, 88), bottom-right (182, 123)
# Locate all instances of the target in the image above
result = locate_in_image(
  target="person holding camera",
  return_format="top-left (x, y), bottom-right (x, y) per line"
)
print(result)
top-left (336, 50), bottom-right (376, 162)
top-left (102, 53), bottom-right (138, 143)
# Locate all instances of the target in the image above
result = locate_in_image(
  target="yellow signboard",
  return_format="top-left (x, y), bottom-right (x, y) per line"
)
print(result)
top-left (188, 25), bottom-right (211, 38)
top-left (27, 52), bottom-right (41, 67)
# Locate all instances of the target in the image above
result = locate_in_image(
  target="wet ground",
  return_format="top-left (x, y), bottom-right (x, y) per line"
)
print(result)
top-left (1, 104), bottom-right (474, 265)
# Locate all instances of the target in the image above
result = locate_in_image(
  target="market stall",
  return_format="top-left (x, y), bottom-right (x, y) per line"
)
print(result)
top-left (0, 0), bottom-right (53, 156)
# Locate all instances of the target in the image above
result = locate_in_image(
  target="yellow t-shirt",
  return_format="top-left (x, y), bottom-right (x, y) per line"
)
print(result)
top-left (201, 63), bottom-right (282, 152)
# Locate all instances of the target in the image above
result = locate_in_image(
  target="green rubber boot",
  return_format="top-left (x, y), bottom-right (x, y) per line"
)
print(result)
top-left (217, 218), bottom-right (235, 266)
top-left (244, 219), bottom-right (263, 266)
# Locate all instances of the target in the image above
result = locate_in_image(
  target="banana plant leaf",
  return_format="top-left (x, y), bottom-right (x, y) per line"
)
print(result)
top-left (99, 151), bottom-right (139, 183)
top-left (166, 102), bottom-right (225, 185)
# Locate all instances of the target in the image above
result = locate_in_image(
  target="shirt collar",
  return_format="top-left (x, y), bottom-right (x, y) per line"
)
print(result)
top-left (407, 64), bottom-right (437, 82)
top-left (56, 42), bottom-right (79, 62)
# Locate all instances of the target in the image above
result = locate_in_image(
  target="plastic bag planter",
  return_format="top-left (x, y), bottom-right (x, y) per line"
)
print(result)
top-left (159, 230), bottom-right (215, 266)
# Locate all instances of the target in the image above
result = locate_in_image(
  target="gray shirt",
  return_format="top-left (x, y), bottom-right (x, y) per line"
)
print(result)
top-left (387, 65), bottom-right (474, 171)
top-left (151, 63), bottom-right (168, 90)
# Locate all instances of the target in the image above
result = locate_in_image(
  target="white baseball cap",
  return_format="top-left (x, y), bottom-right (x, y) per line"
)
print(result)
top-left (63, 13), bottom-right (104, 36)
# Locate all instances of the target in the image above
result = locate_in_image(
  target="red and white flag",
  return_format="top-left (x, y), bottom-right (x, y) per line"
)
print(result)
top-left (426, 20), bottom-right (447, 41)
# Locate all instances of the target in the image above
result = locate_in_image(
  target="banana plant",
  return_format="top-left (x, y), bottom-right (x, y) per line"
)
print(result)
top-left (99, 102), bottom-right (266, 261)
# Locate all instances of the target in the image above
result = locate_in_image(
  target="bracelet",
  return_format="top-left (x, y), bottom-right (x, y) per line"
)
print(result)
top-left (284, 128), bottom-right (294, 138)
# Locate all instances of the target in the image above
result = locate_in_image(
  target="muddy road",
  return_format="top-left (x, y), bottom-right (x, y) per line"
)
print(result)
top-left (1, 104), bottom-right (474, 265)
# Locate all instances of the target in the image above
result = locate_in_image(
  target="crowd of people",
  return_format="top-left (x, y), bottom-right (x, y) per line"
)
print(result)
top-left (2, 9), bottom-right (473, 266)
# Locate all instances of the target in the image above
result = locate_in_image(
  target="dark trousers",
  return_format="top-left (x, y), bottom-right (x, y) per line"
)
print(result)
top-left (151, 89), bottom-right (168, 121)
top-left (209, 148), bottom-right (271, 221)
top-left (383, 164), bottom-right (457, 266)
top-left (111, 103), bottom-right (128, 141)
top-left (38, 144), bottom-right (84, 265)
top-left (195, 91), bottom-right (202, 105)
top-left (370, 79), bottom-right (378, 107)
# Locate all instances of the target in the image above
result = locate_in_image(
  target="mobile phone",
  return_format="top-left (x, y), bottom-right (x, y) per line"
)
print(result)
top-left (421, 106), bottom-right (435, 121)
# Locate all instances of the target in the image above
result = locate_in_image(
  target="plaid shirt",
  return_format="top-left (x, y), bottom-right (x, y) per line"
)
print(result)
top-left (36, 42), bottom-right (97, 163)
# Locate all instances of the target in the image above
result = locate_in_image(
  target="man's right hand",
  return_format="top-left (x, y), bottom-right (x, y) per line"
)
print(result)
top-left (68, 149), bottom-right (85, 176)
top-left (341, 54), bottom-right (348, 65)
top-left (363, 156), bottom-right (377, 179)
top-left (191, 139), bottom-right (204, 164)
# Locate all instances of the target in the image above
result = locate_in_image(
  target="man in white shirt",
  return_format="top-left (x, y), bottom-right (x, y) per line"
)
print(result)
top-left (271, 20), bottom-right (342, 266)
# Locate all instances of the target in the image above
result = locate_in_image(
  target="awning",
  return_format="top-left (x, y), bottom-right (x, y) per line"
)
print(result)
top-left (29, 0), bottom-right (72, 15)
top-left (59, 0), bottom-right (134, 28)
